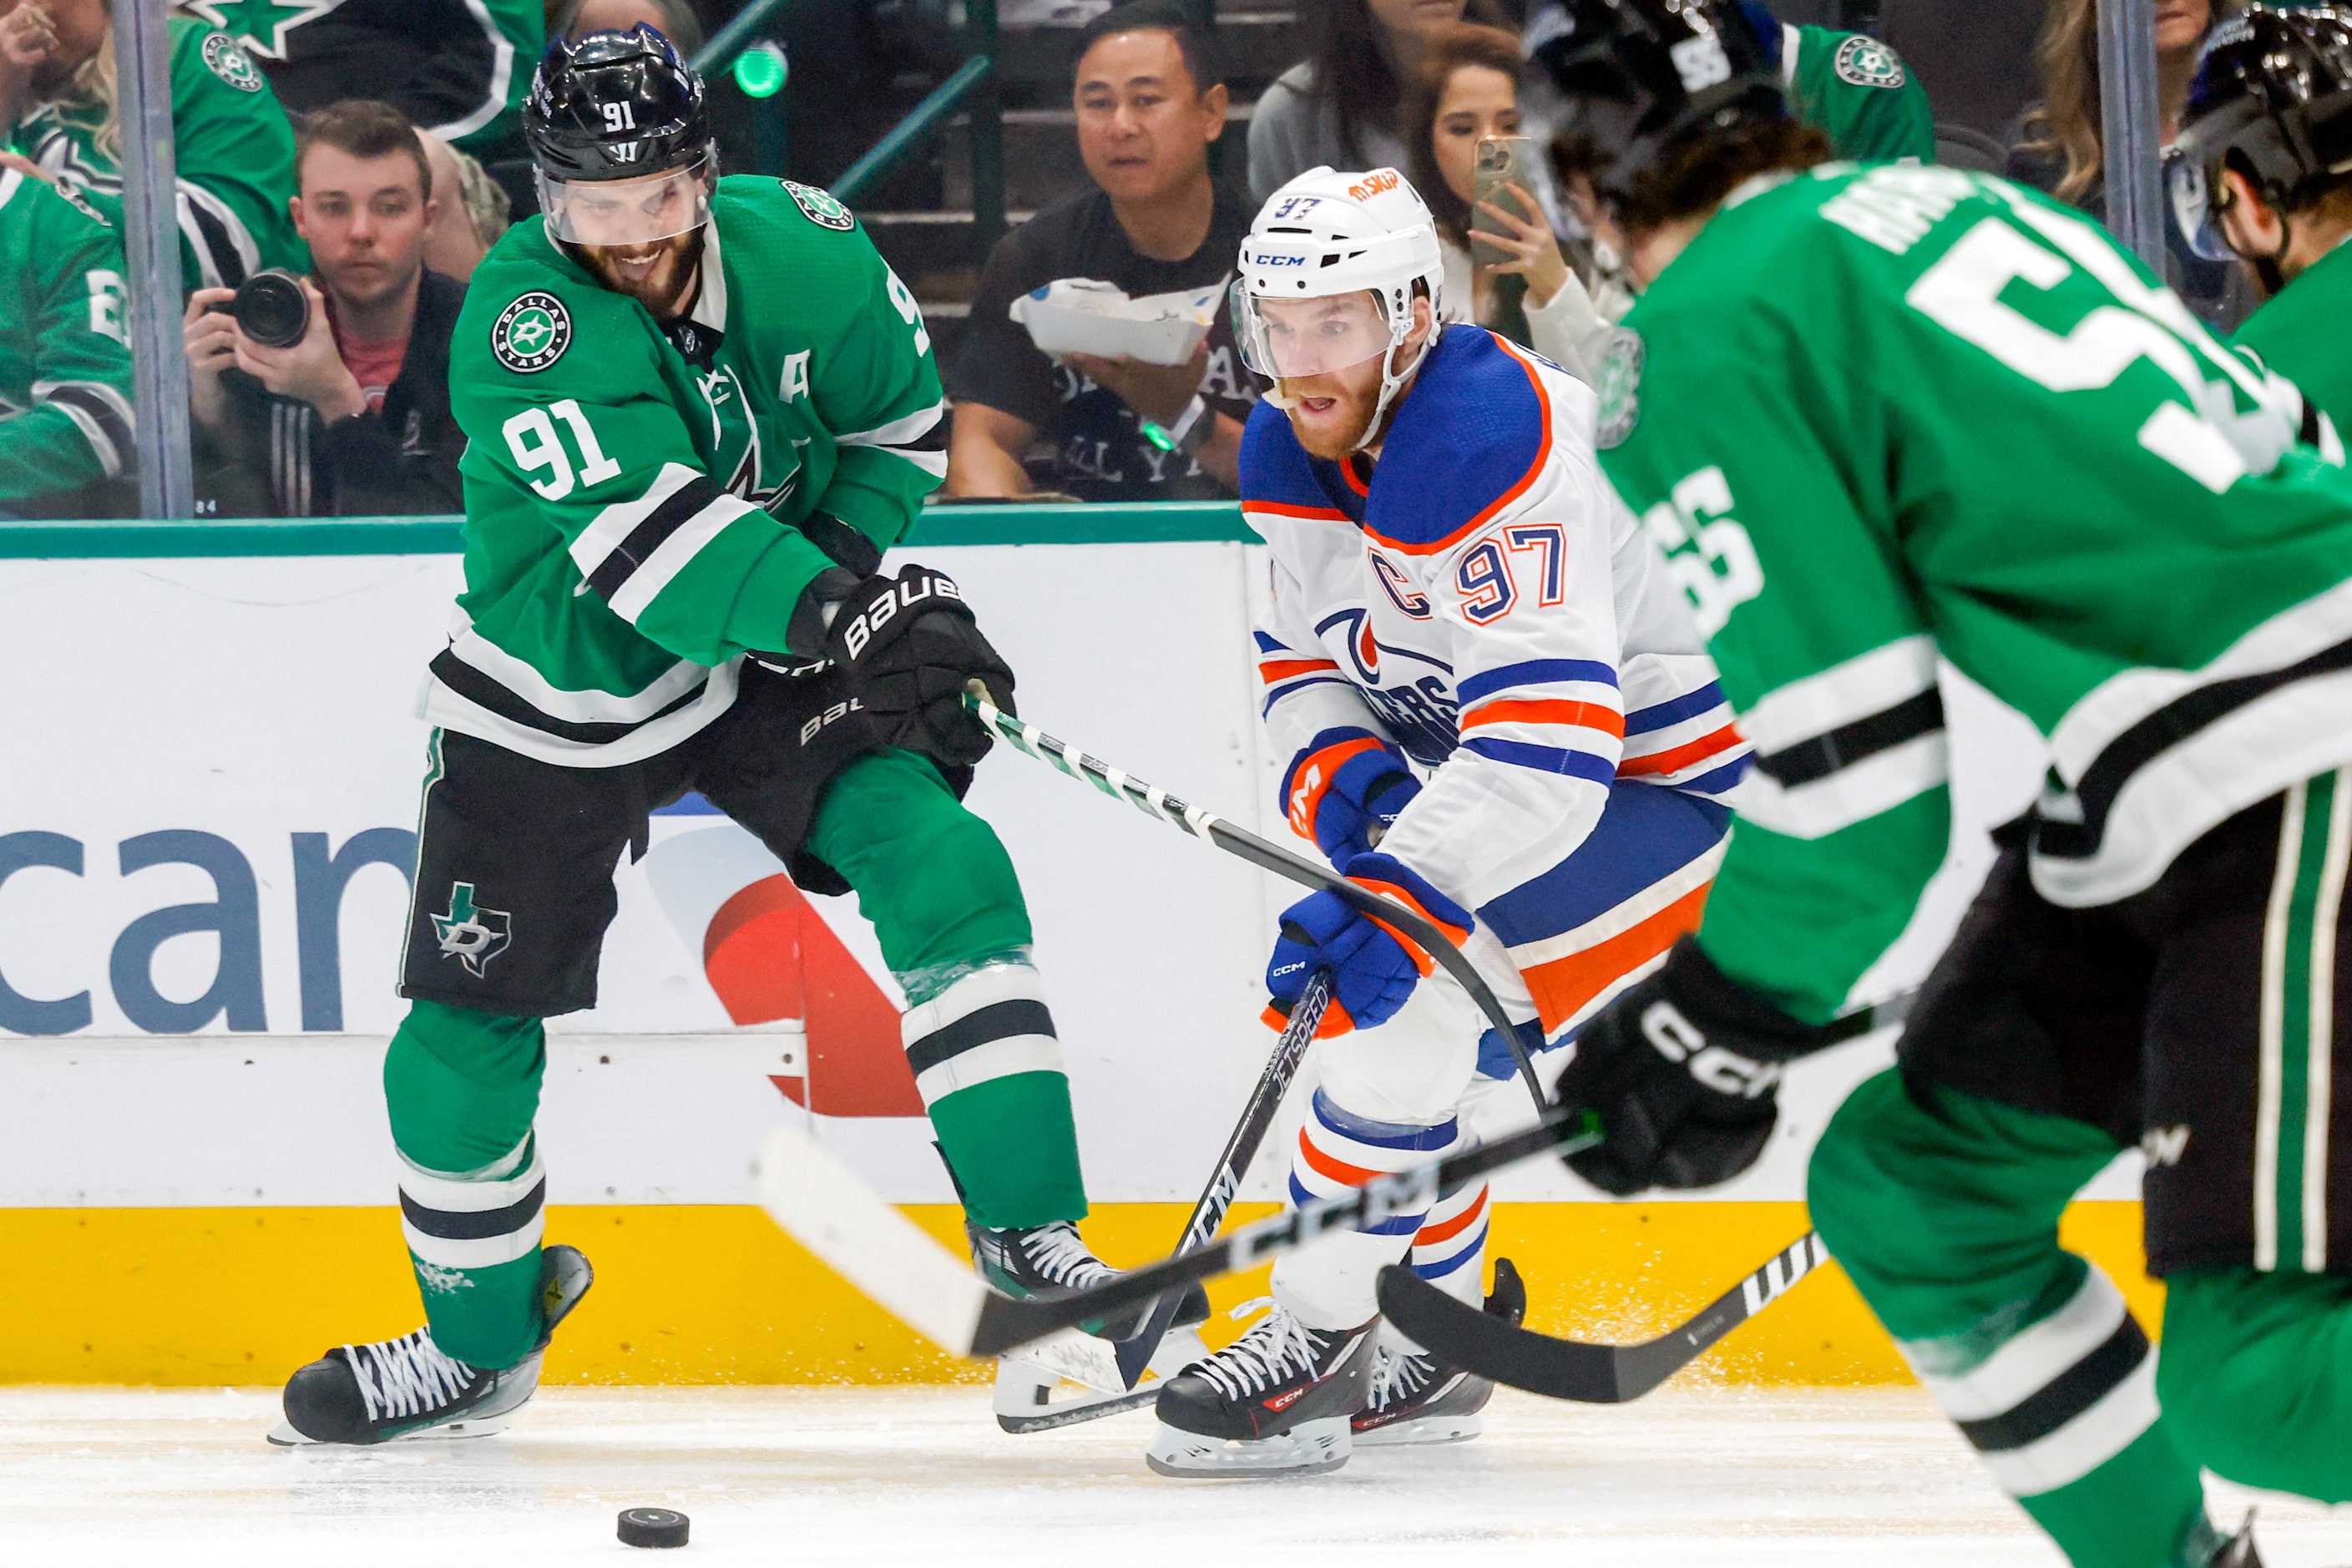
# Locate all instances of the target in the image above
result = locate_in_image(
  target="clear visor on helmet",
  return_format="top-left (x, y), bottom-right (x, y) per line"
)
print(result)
top-left (538, 155), bottom-right (713, 248)
top-left (2165, 144), bottom-right (2238, 262)
top-left (1231, 281), bottom-right (1401, 379)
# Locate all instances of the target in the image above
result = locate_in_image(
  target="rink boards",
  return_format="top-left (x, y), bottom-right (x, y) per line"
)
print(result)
top-left (0, 522), bottom-right (2157, 1385)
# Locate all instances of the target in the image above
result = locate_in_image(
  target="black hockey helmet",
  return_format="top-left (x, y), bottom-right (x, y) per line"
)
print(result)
top-left (524, 24), bottom-right (711, 183)
top-left (1530, 0), bottom-right (1786, 201)
top-left (2172, 4), bottom-right (2352, 258)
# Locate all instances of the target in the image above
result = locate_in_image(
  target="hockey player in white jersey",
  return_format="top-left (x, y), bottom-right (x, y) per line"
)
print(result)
top-left (1145, 167), bottom-right (1749, 1477)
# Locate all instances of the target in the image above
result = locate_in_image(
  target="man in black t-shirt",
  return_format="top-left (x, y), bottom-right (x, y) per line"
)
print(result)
top-left (945, 0), bottom-right (1258, 502)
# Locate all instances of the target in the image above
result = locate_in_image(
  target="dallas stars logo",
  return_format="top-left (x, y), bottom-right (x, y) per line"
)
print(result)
top-left (781, 180), bottom-right (856, 232)
top-left (492, 292), bottom-right (573, 374)
top-left (185, 0), bottom-right (338, 63)
top-left (432, 883), bottom-right (512, 978)
top-left (1834, 35), bottom-right (1906, 90)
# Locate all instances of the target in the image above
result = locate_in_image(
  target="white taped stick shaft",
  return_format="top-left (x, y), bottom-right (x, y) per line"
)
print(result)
top-left (754, 1128), bottom-right (989, 1357)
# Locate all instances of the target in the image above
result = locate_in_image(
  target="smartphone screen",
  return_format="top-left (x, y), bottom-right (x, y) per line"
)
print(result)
top-left (1469, 136), bottom-right (1539, 269)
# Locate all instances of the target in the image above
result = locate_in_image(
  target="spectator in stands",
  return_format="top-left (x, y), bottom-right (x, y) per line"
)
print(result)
top-left (191, 0), bottom-right (543, 162)
top-left (0, 161), bottom-right (133, 518)
top-left (1402, 23), bottom-right (1612, 382)
top-left (1247, 0), bottom-right (1510, 205)
top-left (948, 0), bottom-right (1257, 502)
top-left (2006, 0), bottom-right (2255, 328)
top-left (415, 128), bottom-right (508, 283)
top-left (183, 100), bottom-right (463, 518)
top-left (557, 0), bottom-right (704, 57)
top-left (0, 2), bottom-right (306, 293)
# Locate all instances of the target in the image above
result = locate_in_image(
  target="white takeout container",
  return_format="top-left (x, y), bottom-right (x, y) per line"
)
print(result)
top-left (1006, 277), bottom-right (1222, 366)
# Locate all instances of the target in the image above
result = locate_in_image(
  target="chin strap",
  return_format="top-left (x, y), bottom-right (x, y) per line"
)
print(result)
top-left (1353, 317), bottom-right (1440, 454)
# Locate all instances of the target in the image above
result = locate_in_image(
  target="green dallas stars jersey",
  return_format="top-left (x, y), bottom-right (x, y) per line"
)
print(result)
top-left (2234, 238), bottom-right (2352, 432)
top-left (1597, 163), bottom-right (2352, 1023)
top-left (8, 17), bottom-right (306, 293)
top-left (426, 176), bottom-right (947, 766)
top-left (1775, 23), bottom-right (1935, 164)
top-left (0, 167), bottom-right (135, 503)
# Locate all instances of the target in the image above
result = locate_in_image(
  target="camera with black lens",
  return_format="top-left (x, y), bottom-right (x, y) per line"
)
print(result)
top-left (208, 267), bottom-right (311, 349)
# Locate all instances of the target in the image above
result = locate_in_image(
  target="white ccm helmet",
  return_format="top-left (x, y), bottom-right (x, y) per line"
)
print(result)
top-left (1232, 166), bottom-right (1447, 450)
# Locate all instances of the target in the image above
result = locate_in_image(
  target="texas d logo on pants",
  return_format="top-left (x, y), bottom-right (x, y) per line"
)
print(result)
top-left (433, 882), bottom-right (513, 977)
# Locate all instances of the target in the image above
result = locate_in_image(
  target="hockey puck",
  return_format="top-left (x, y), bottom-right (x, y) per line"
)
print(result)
top-left (618, 1507), bottom-right (690, 1548)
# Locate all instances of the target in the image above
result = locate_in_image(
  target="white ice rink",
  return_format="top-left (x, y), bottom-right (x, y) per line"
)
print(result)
top-left (3, 1383), bottom-right (2345, 1566)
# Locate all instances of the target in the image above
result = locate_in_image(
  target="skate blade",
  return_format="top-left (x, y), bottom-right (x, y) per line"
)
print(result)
top-left (1350, 1410), bottom-right (1483, 1447)
top-left (1144, 1415), bottom-right (1352, 1478)
top-left (264, 1409), bottom-right (518, 1449)
top-left (994, 1328), bottom-right (1208, 1434)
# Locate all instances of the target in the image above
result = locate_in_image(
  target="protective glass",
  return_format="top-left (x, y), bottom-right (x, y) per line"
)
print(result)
top-left (538, 155), bottom-right (713, 247)
top-left (2165, 146), bottom-right (2238, 262)
top-left (1231, 282), bottom-right (1398, 379)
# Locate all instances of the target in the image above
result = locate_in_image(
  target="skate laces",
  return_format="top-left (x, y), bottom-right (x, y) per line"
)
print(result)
top-left (342, 1328), bottom-right (478, 1422)
top-left (1018, 1222), bottom-right (1114, 1290)
top-left (1366, 1346), bottom-right (1437, 1412)
top-left (1194, 1304), bottom-right (1328, 1402)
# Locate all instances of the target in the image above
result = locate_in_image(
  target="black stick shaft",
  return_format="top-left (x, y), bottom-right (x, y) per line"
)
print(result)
top-left (964, 690), bottom-right (1546, 1110)
top-left (1111, 969), bottom-right (1332, 1388)
top-left (970, 1105), bottom-right (1602, 1358)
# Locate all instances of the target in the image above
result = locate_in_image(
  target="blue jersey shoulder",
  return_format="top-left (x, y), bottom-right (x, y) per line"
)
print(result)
top-left (1364, 326), bottom-right (1554, 554)
top-left (1240, 397), bottom-right (1343, 515)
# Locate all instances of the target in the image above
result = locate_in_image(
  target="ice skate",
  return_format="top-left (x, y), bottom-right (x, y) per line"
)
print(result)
top-left (2208, 1510), bottom-right (2263, 1567)
top-left (1352, 1257), bottom-right (1525, 1446)
top-left (969, 1219), bottom-right (1208, 1342)
top-left (990, 1321), bottom-right (1213, 1433)
top-left (267, 1244), bottom-right (592, 1446)
top-left (1146, 1303), bottom-right (1378, 1477)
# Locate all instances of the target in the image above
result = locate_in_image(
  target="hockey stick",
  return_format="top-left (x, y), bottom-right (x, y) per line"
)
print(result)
top-left (1361, 984), bottom-right (1909, 1404)
top-left (754, 1105), bottom-right (1604, 1363)
top-left (1373, 1230), bottom-right (1832, 1404)
top-left (962, 689), bottom-right (1546, 1110)
top-left (1105, 968), bottom-right (1333, 1393)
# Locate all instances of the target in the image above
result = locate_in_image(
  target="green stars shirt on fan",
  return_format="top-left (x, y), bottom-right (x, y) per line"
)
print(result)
top-left (428, 176), bottom-right (948, 766)
top-left (1776, 23), bottom-right (1935, 163)
top-left (8, 18), bottom-right (306, 293)
top-left (1597, 164), bottom-right (2352, 1023)
top-left (0, 167), bottom-right (135, 503)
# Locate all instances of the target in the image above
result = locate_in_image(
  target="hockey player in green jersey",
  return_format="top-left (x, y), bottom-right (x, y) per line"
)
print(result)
top-left (272, 28), bottom-right (1186, 1447)
top-left (0, 164), bottom-right (133, 512)
top-left (0, 7), bottom-right (305, 292)
top-left (1529, 3), bottom-right (2352, 1564)
top-left (2172, 6), bottom-right (2352, 423)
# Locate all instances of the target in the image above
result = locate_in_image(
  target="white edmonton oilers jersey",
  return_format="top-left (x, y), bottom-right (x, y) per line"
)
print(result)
top-left (1242, 325), bottom-right (1749, 911)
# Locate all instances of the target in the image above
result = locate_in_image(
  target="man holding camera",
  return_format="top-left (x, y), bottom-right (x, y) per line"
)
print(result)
top-left (184, 99), bottom-right (463, 516)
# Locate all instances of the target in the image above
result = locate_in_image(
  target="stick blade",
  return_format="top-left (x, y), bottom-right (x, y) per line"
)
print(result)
top-left (1375, 1265), bottom-right (1628, 1403)
top-left (754, 1126), bottom-right (989, 1358)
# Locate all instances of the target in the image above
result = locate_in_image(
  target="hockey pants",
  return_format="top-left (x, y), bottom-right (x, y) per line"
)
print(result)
top-left (1272, 780), bottom-right (1731, 1338)
top-left (387, 750), bottom-right (1087, 1369)
top-left (1812, 1071), bottom-right (2352, 1568)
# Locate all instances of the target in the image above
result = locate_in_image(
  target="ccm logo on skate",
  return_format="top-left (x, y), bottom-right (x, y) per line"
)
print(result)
top-left (1640, 1001), bottom-right (1781, 1099)
top-left (1262, 1388), bottom-right (1306, 1411)
top-left (841, 573), bottom-right (962, 661)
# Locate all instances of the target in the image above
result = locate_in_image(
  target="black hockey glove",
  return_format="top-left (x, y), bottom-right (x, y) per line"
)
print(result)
top-left (821, 564), bottom-right (1015, 769)
top-left (1552, 939), bottom-right (1818, 1196)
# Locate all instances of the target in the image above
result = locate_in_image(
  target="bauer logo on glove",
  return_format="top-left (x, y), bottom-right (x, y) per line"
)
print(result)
top-left (823, 564), bottom-right (1015, 771)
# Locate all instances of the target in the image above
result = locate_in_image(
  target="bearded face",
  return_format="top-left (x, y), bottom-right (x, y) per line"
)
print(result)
top-left (575, 225), bottom-right (705, 318)
top-left (1250, 291), bottom-right (1434, 458)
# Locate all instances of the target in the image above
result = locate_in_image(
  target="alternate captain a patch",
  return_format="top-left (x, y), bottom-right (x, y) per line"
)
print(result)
top-left (492, 292), bottom-right (573, 374)
top-left (781, 180), bottom-right (857, 232)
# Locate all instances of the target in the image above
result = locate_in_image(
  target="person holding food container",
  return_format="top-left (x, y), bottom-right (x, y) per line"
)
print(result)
top-left (944, 0), bottom-right (1258, 501)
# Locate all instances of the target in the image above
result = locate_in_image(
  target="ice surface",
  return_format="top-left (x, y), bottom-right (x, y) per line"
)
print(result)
top-left (1, 1383), bottom-right (2343, 1566)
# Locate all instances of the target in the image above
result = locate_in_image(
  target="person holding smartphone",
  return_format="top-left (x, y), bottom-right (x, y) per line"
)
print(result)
top-left (1403, 23), bottom-right (1615, 385)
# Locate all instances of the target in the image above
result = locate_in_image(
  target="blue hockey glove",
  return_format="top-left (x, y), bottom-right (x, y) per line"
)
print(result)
top-left (1281, 731), bottom-right (1421, 862)
top-left (1551, 940), bottom-right (1816, 1195)
top-left (1264, 852), bottom-right (1473, 1036)
top-left (1476, 1019), bottom-right (1551, 1081)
